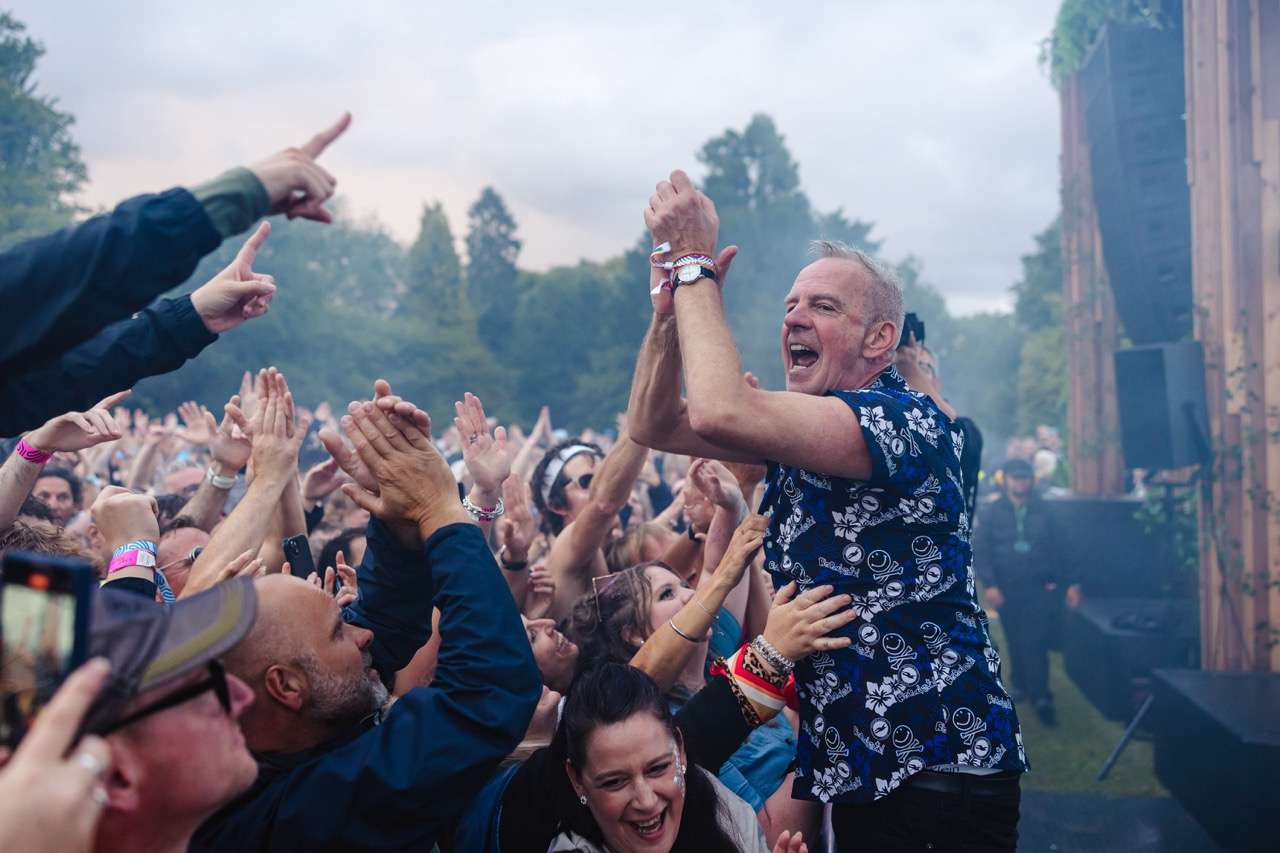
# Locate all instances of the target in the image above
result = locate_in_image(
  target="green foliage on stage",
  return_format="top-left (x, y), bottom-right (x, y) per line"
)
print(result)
top-left (0, 13), bottom-right (87, 251)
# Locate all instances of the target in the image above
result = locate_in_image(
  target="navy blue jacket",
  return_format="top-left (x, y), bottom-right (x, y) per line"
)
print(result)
top-left (0, 188), bottom-right (221, 435)
top-left (191, 521), bottom-right (542, 853)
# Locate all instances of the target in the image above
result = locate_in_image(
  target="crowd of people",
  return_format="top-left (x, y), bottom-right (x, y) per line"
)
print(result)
top-left (0, 112), bottom-right (1040, 852)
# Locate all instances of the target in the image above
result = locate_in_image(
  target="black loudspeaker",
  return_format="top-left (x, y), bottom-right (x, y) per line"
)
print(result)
top-left (1063, 597), bottom-right (1198, 721)
top-left (1114, 341), bottom-right (1209, 470)
top-left (1151, 669), bottom-right (1280, 852)
top-left (1080, 19), bottom-right (1192, 345)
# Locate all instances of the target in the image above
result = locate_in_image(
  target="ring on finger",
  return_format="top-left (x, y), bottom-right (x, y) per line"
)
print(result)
top-left (76, 751), bottom-right (104, 776)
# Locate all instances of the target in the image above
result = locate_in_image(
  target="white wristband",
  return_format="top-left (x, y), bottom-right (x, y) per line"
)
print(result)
top-left (207, 467), bottom-right (236, 490)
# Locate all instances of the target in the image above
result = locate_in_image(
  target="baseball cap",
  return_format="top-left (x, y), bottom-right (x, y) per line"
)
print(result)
top-left (1002, 458), bottom-right (1034, 478)
top-left (81, 577), bottom-right (257, 735)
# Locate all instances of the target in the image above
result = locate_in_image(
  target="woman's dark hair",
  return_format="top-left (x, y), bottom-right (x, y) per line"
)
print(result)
top-left (318, 526), bottom-right (365, 571)
top-left (530, 440), bottom-right (602, 536)
top-left (551, 663), bottom-right (739, 852)
top-left (564, 561), bottom-right (676, 676)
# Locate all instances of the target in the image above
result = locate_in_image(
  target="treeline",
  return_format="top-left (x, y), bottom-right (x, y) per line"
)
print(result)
top-left (2, 11), bottom-right (1065, 449)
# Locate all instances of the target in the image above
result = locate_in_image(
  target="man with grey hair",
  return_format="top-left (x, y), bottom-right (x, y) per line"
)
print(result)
top-left (628, 170), bottom-right (1026, 852)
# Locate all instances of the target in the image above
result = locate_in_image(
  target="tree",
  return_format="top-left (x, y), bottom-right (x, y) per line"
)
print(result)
top-left (404, 201), bottom-right (463, 319)
top-left (1011, 218), bottom-right (1068, 434)
top-left (699, 114), bottom-right (880, 387)
top-left (0, 12), bottom-right (87, 250)
top-left (465, 187), bottom-right (521, 353)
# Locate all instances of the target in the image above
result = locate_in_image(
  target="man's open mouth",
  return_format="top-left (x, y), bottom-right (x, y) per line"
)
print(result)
top-left (789, 342), bottom-right (819, 369)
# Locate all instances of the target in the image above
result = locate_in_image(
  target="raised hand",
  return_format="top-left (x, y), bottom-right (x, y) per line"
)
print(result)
top-left (249, 112), bottom-right (350, 223)
top-left (176, 401), bottom-right (216, 447)
top-left (496, 475), bottom-right (537, 561)
top-left (454, 392), bottom-right (510, 495)
top-left (333, 550), bottom-right (358, 608)
top-left (763, 583), bottom-right (856, 663)
top-left (191, 222), bottom-right (277, 334)
top-left (713, 514), bottom-right (768, 588)
top-left (89, 485), bottom-right (160, 549)
top-left (247, 369), bottom-right (311, 485)
top-left (523, 562), bottom-right (556, 620)
top-left (190, 549), bottom-right (267, 595)
top-left (211, 394), bottom-right (253, 474)
top-left (25, 390), bottom-right (130, 453)
top-left (338, 399), bottom-right (469, 541)
top-left (301, 456), bottom-right (349, 503)
top-left (320, 379), bottom-right (432, 494)
top-left (689, 458), bottom-right (745, 513)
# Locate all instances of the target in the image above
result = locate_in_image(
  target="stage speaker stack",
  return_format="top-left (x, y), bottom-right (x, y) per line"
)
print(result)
top-left (1080, 19), bottom-right (1192, 346)
top-left (1113, 341), bottom-right (1210, 471)
top-left (1151, 669), bottom-right (1280, 851)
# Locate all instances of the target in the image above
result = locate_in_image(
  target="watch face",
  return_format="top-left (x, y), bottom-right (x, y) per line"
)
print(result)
top-left (676, 265), bottom-right (703, 283)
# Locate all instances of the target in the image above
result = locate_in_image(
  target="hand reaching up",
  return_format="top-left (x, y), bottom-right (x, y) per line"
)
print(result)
top-left (496, 475), bottom-right (537, 562)
top-left (249, 112), bottom-right (351, 223)
top-left (337, 398), bottom-right (469, 542)
top-left (191, 223), bottom-right (277, 334)
top-left (242, 368), bottom-right (311, 485)
top-left (454, 392), bottom-right (510, 495)
top-left (25, 391), bottom-right (131, 454)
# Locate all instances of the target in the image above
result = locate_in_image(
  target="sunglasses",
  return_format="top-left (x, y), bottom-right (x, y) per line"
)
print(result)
top-left (102, 660), bottom-right (231, 735)
top-left (563, 473), bottom-right (594, 491)
top-left (156, 546), bottom-right (203, 574)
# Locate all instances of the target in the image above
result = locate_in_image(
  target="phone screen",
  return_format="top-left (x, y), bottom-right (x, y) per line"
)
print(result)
top-left (0, 552), bottom-right (93, 746)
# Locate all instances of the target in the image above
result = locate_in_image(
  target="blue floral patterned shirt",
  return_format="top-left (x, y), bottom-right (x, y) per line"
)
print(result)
top-left (761, 366), bottom-right (1027, 804)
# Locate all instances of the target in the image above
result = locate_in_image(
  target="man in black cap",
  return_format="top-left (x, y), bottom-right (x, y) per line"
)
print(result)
top-left (86, 577), bottom-right (258, 853)
top-left (974, 458), bottom-right (1070, 725)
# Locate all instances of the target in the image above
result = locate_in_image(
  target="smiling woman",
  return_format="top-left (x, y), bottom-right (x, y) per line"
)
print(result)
top-left (552, 664), bottom-right (767, 853)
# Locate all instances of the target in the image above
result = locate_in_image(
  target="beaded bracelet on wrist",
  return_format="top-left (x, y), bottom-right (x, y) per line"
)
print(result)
top-left (462, 495), bottom-right (504, 522)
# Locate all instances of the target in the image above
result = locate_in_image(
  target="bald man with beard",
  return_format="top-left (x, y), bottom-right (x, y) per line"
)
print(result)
top-left (192, 390), bottom-right (539, 852)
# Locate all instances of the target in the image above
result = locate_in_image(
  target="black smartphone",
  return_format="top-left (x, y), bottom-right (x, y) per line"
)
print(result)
top-left (282, 534), bottom-right (317, 580)
top-left (0, 551), bottom-right (94, 747)
top-left (898, 312), bottom-right (926, 349)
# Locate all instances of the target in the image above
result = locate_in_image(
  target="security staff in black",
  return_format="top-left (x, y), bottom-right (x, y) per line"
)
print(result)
top-left (974, 458), bottom-right (1070, 725)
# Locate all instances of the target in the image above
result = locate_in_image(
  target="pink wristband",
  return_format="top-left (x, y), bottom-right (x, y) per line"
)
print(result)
top-left (108, 549), bottom-right (157, 574)
top-left (16, 438), bottom-right (52, 465)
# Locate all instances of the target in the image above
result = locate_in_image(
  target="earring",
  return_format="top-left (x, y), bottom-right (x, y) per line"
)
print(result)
top-left (578, 794), bottom-right (588, 806)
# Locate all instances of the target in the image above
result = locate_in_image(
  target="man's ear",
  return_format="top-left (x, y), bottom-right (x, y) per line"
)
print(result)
top-left (103, 738), bottom-right (143, 814)
top-left (263, 663), bottom-right (306, 712)
top-left (863, 320), bottom-right (898, 363)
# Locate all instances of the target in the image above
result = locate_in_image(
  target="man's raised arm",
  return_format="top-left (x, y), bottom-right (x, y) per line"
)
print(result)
top-left (647, 169), bottom-right (875, 480)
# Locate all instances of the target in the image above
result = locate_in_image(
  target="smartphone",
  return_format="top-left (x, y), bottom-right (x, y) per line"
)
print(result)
top-left (0, 551), bottom-right (94, 747)
top-left (898, 312), bottom-right (926, 349)
top-left (282, 534), bottom-right (317, 580)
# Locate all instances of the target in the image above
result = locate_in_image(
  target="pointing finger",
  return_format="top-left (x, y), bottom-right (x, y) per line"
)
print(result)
top-left (299, 111), bottom-right (352, 159)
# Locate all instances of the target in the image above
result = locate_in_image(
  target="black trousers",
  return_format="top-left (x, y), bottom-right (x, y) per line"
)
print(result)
top-left (832, 771), bottom-right (1021, 852)
top-left (999, 588), bottom-right (1061, 700)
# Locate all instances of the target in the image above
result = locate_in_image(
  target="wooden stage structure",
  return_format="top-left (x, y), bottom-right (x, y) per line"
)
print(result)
top-left (1059, 0), bottom-right (1280, 672)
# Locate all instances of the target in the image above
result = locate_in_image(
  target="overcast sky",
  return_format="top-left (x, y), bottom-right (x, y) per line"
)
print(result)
top-left (13, 0), bottom-right (1062, 315)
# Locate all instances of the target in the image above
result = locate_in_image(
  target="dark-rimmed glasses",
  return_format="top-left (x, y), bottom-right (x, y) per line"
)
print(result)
top-left (102, 660), bottom-right (230, 734)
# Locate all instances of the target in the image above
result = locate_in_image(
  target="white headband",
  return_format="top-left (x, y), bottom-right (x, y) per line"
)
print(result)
top-left (541, 444), bottom-right (597, 503)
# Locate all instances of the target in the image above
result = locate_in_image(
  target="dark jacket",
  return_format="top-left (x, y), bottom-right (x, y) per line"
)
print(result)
top-left (0, 295), bottom-right (217, 436)
top-left (974, 492), bottom-right (1067, 592)
top-left (0, 188), bottom-right (220, 380)
top-left (192, 522), bottom-right (542, 853)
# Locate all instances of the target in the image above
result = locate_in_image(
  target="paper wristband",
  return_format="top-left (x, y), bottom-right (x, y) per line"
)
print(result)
top-left (109, 549), bottom-right (157, 574)
top-left (15, 439), bottom-right (52, 465)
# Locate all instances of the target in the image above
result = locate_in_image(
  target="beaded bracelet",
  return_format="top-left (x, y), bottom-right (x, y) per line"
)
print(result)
top-left (462, 495), bottom-right (504, 522)
top-left (750, 634), bottom-right (795, 677)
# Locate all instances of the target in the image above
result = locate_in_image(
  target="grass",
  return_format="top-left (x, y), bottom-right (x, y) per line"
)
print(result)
top-left (987, 617), bottom-right (1168, 798)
